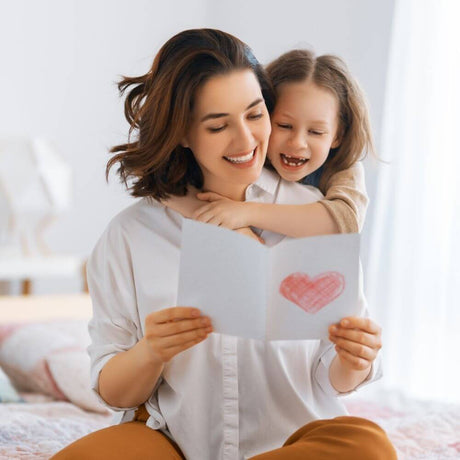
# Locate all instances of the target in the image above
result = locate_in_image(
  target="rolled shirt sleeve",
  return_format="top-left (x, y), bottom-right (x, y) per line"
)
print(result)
top-left (86, 219), bottom-right (143, 412)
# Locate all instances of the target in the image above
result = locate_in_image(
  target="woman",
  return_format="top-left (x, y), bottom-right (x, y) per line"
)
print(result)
top-left (52, 29), bottom-right (395, 460)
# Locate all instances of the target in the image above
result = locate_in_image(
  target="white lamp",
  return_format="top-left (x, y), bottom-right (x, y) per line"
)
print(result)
top-left (0, 137), bottom-right (72, 257)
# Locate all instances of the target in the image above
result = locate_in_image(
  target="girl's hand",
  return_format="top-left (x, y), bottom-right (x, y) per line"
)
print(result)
top-left (328, 317), bottom-right (382, 372)
top-left (194, 192), bottom-right (251, 229)
top-left (144, 307), bottom-right (213, 364)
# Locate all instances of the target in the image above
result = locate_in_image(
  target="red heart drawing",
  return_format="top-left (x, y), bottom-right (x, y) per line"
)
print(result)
top-left (279, 272), bottom-right (345, 314)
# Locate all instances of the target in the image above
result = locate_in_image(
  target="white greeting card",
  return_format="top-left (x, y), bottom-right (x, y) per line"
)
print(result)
top-left (178, 219), bottom-right (360, 340)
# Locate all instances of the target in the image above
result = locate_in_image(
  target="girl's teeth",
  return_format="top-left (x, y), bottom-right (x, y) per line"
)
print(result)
top-left (281, 154), bottom-right (308, 166)
top-left (225, 150), bottom-right (255, 164)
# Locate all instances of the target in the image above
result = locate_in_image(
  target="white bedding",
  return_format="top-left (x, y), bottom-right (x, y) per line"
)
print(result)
top-left (0, 394), bottom-right (112, 459)
top-left (1, 390), bottom-right (459, 459)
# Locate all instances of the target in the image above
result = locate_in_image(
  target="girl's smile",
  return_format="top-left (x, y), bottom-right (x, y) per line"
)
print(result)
top-left (279, 153), bottom-right (310, 169)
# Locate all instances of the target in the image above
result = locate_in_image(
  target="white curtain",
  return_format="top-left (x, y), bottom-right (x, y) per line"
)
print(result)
top-left (366, 0), bottom-right (460, 403)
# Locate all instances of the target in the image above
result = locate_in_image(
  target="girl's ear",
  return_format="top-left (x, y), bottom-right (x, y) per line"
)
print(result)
top-left (331, 125), bottom-right (344, 149)
top-left (331, 136), bottom-right (341, 149)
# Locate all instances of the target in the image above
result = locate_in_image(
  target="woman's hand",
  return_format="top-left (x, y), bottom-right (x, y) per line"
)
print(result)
top-left (234, 226), bottom-right (265, 244)
top-left (144, 307), bottom-right (213, 364)
top-left (193, 192), bottom-right (252, 229)
top-left (328, 317), bottom-right (382, 372)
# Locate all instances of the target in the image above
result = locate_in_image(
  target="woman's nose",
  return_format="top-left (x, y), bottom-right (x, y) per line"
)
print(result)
top-left (234, 121), bottom-right (255, 151)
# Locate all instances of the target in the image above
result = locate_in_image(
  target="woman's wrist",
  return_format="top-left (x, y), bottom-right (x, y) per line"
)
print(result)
top-left (98, 339), bottom-right (164, 408)
top-left (329, 354), bottom-right (372, 393)
top-left (137, 336), bottom-right (165, 368)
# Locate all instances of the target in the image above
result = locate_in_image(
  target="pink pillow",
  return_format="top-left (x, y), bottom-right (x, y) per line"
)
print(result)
top-left (0, 321), bottom-right (108, 413)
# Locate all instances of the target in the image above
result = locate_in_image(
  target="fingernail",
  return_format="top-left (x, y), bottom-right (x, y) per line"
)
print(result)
top-left (330, 325), bottom-right (337, 332)
top-left (341, 320), bottom-right (349, 326)
top-left (192, 309), bottom-right (200, 317)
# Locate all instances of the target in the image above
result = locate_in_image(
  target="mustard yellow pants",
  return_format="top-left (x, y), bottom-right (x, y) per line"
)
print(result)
top-left (51, 405), bottom-right (397, 459)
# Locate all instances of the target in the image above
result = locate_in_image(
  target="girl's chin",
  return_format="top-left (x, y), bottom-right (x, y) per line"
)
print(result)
top-left (277, 170), bottom-right (308, 182)
top-left (273, 161), bottom-right (310, 181)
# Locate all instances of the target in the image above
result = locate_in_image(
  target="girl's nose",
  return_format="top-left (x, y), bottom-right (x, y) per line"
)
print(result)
top-left (289, 131), bottom-right (308, 151)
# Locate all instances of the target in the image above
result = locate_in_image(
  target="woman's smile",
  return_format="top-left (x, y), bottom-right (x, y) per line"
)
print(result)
top-left (223, 147), bottom-right (257, 167)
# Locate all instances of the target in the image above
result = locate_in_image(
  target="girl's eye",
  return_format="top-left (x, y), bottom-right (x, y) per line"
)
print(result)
top-left (277, 123), bottom-right (292, 130)
top-left (208, 125), bottom-right (226, 133)
top-left (309, 130), bottom-right (324, 136)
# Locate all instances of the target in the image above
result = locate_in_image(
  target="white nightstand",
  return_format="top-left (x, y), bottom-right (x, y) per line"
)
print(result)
top-left (0, 255), bottom-right (88, 295)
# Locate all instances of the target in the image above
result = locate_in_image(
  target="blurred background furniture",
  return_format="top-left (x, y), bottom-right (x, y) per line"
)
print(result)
top-left (0, 256), bottom-right (88, 295)
top-left (0, 137), bottom-right (72, 257)
top-left (0, 137), bottom-right (85, 295)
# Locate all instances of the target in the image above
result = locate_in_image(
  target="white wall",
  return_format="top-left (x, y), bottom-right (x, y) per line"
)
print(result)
top-left (0, 0), bottom-right (395, 293)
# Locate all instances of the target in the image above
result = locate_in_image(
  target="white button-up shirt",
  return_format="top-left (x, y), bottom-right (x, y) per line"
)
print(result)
top-left (87, 168), bottom-right (381, 460)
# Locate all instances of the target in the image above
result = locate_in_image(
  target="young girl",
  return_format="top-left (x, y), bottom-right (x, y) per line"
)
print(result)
top-left (166, 49), bottom-right (373, 239)
top-left (51, 30), bottom-right (395, 460)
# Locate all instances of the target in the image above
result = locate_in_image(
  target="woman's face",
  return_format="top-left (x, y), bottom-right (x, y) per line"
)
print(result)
top-left (183, 69), bottom-right (271, 201)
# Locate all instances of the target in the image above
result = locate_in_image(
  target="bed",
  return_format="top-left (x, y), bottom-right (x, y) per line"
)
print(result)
top-left (1, 295), bottom-right (459, 459)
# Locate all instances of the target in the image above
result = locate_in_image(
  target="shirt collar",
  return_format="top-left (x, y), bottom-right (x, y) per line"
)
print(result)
top-left (252, 167), bottom-right (280, 197)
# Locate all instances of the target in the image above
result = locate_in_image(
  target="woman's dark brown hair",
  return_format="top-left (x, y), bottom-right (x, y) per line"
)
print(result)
top-left (107, 29), bottom-right (274, 200)
top-left (266, 49), bottom-right (375, 193)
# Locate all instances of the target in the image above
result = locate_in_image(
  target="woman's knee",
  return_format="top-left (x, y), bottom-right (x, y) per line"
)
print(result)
top-left (327, 416), bottom-right (397, 459)
top-left (284, 416), bottom-right (397, 460)
top-left (50, 421), bottom-right (184, 460)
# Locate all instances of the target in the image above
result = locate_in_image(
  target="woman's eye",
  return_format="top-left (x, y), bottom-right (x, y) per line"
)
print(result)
top-left (277, 123), bottom-right (292, 130)
top-left (248, 112), bottom-right (263, 120)
top-left (208, 125), bottom-right (226, 133)
top-left (309, 130), bottom-right (324, 136)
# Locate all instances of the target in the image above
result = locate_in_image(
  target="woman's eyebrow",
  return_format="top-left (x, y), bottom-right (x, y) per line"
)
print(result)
top-left (200, 98), bottom-right (263, 122)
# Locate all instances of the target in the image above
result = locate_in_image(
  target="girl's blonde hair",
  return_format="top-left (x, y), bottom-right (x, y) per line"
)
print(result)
top-left (266, 49), bottom-right (375, 193)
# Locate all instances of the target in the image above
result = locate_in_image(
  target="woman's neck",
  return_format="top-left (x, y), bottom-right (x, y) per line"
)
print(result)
top-left (202, 179), bottom-right (248, 202)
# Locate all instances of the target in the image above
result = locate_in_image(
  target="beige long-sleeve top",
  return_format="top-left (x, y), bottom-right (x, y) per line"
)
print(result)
top-left (318, 162), bottom-right (368, 233)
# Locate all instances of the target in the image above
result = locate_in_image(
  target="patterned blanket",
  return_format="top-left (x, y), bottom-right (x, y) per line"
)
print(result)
top-left (1, 391), bottom-right (459, 459)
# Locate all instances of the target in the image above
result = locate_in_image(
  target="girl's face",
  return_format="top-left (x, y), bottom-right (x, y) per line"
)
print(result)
top-left (183, 69), bottom-right (271, 201)
top-left (267, 80), bottom-right (340, 182)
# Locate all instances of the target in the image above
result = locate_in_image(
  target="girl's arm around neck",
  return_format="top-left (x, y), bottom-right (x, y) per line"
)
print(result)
top-left (193, 192), bottom-right (340, 237)
top-left (248, 162), bottom-right (368, 236)
top-left (246, 201), bottom-right (339, 238)
top-left (98, 337), bottom-right (164, 409)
